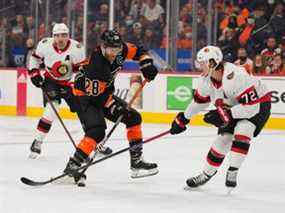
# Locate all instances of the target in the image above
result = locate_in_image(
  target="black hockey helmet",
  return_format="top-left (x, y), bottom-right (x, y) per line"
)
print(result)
top-left (100, 30), bottom-right (123, 48)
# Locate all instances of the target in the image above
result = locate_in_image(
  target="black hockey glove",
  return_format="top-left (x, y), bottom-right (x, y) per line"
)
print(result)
top-left (170, 112), bottom-right (190, 135)
top-left (29, 69), bottom-right (44, 88)
top-left (139, 58), bottom-right (158, 81)
top-left (105, 95), bottom-right (128, 117)
top-left (204, 107), bottom-right (233, 128)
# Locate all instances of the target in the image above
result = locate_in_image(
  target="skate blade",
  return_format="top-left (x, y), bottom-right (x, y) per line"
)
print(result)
top-left (77, 177), bottom-right (86, 187)
top-left (183, 185), bottom-right (201, 191)
top-left (131, 168), bottom-right (159, 179)
top-left (28, 152), bottom-right (40, 159)
top-left (226, 187), bottom-right (235, 195)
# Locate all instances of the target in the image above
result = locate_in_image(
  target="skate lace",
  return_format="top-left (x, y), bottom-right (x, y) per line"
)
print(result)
top-left (226, 171), bottom-right (237, 182)
top-left (97, 143), bottom-right (106, 152)
top-left (33, 140), bottom-right (42, 149)
top-left (193, 173), bottom-right (209, 184)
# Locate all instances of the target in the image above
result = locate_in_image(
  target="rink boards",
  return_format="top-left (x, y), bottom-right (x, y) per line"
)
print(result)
top-left (0, 68), bottom-right (284, 130)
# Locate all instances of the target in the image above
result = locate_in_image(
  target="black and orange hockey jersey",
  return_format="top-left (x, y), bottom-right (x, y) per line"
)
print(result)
top-left (73, 42), bottom-right (148, 107)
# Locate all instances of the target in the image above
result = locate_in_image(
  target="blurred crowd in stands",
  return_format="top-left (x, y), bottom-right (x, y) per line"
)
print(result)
top-left (1, 0), bottom-right (285, 75)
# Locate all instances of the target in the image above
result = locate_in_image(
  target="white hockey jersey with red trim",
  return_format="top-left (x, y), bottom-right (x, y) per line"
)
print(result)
top-left (185, 62), bottom-right (270, 119)
top-left (29, 37), bottom-right (85, 82)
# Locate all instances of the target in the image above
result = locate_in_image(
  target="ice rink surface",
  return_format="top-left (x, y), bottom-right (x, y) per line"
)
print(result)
top-left (0, 116), bottom-right (284, 213)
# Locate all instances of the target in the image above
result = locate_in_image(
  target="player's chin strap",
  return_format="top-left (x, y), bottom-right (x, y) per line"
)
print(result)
top-left (42, 90), bottom-right (77, 149)
top-left (78, 79), bottom-right (148, 179)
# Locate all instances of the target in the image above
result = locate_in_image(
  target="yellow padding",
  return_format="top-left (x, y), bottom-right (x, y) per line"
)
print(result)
top-left (0, 106), bottom-right (17, 116)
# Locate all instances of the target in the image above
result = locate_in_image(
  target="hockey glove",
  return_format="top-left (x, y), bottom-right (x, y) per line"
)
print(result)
top-left (139, 58), bottom-right (158, 81)
top-left (170, 112), bottom-right (190, 135)
top-left (204, 107), bottom-right (233, 128)
top-left (29, 69), bottom-right (44, 88)
top-left (105, 95), bottom-right (128, 117)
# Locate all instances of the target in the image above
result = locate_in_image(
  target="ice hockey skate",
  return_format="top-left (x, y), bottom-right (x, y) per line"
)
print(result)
top-left (185, 171), bottom-right (217, 189)
top-left (29, 139), bottom-right (43, 159)
top-left (130, 156), bottom-right (158, 178)
top-left (97, 144), bottom-right (113, 156)
top-left (62, 157), bottom-right (87, 186)
top-left (225, 169), bottom-right (238, 194)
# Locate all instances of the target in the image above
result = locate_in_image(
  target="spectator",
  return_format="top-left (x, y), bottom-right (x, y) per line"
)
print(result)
top-left (123, 15), bottom-right (135, 30)
top-left (129, 0), bottom-right (147, 21)
top-left (250, 6), bottom-right (272, 53)
top-left (267, 54), bottom-right (285, 75)
top-left (234, 47), bottom-right (253, 74)
top-left (26, 16), bottom-right (35, 40)
top-left (8, 34), bottom-right (26, 67)
top-left (270, 3), bottom-right (285, 42)
top-left (219, 28), bottom-right (239, 62)
top-left (11, 14), bottom-right (26, 37)
top-left (118, 25), bottom-right (128, 41)
top-left (179, 5), bottom-right (191, 23)
top-left (177, 24), bottom-right (192, 49)
top-left (142, 26), bottom-right (159, 49)
top-left (253, 54), bottom-right (265, 74)
top-left (94, 3), bottom-right (109, 25)
top-left (127, 22), bottom-right (143, 46)
top-left (24, 38), bottom-right (35, 68)
top-left (260, 36), bottom-right (281, 70)
top-left (143, 0), bottom-right (164, 23)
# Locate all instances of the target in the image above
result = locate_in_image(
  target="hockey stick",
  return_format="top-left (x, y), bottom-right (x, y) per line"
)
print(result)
top-left (20, 130), bottom-right (170, 186)
top-left (78, 79), bottom-right (148, 178)
top-left (43, 91), bottom-right (77, 148)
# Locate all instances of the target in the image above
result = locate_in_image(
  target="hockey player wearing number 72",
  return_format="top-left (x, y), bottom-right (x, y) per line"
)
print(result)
top-left (169, 45), bottom-right (271, 191)
top-left (63, 29), bottom-right (159, 185)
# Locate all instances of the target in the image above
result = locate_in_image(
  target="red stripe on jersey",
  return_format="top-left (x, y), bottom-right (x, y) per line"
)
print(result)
top-left (194, 90), bottom-right (211, 103)
top-left (236, 86), bottom-right (271, 105)
top-left (234, 134), bottom-right (251, 143)
top-left (43, 72), bottom-right (73, 87)
top-left (231, 147), bottom-right (248, 155)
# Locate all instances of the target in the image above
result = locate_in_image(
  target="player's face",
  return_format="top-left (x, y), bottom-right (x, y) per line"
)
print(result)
top-left (198, 61), bottom-right (211, 77)
top-left (53, 33), bottom-right (69, 49)
top-left (104, 46), bottom-right (122, 62)
top-left (210, 69), bottom-right (223, 81)
top-left (198, 60), bottom-right (223, 81)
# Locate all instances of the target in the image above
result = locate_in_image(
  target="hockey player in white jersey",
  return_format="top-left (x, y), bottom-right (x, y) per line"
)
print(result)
top-left (28, 23), bottom-right (112, 158)
top-left (169, 45), bottom-right (271, 190)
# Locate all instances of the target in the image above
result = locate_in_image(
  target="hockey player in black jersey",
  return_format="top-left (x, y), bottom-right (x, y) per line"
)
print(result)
top-left (63, 30), bottom-right (159, 184)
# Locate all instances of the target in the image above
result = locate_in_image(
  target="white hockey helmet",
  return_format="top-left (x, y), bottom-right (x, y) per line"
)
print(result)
top-left (196, 45), bottom-right (223, 69)
top-left (52, 23), bottom-right (69, 36)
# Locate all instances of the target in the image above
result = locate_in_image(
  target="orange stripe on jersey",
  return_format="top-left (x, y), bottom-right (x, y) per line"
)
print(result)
top-left (77, 58), bottom-right (90, 66)
top-left (77, 136), bottom-right (97, 155)
top-left (126, 43), bottom-right (138, 60)
top-left (72, 88), bottom-right (85, 96)
top-left (127, 125), bottom-right (142, 141)
top-left (73, 58), bottom-right (89, 72)
top-left (104, 95), bottom-right (114, 107)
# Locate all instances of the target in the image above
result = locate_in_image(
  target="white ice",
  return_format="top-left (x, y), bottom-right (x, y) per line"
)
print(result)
top-left (0, 116), bottom-right (284, 213)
